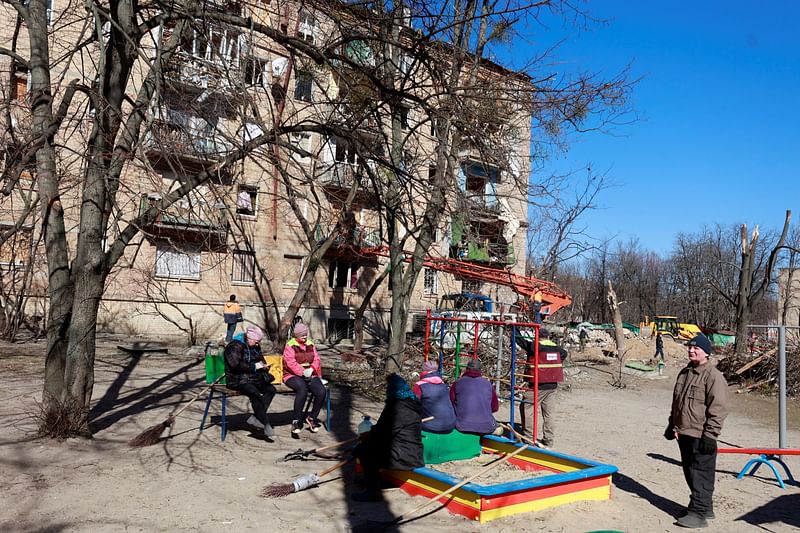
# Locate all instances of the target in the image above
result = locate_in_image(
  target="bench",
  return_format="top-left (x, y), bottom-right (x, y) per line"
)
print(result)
top-left (200, 353), bottom-right (331, 441)
top-left (718, 447), bottom-right (800, 489)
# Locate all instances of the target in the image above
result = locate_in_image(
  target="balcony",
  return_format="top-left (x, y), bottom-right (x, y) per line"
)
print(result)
top-left (315, 222), bottom-right (382, 260)
top-left (163, 52), bottom-right (242, 94)
top-left (457, 241), bottom-right (513, 265)
top-left (145, 120), bottom-right (234, 177)
top-left (316, 162), bottom-right (378, 204)
top-left (138, 195), bottom-right (228, 251)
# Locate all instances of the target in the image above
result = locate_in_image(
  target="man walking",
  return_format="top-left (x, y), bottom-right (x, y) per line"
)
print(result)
top-left (655, 332), bottom-right (665, 361)
top-left (664, 334), bottom-right (728, 529)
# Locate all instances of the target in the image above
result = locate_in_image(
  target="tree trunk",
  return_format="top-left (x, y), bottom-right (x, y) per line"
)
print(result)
top-left (606, 280), bottom-right (625, 356)
top-left (353, 267), bottom-right (389, 352)
top-left (733, 211), bottom-right (791, 354)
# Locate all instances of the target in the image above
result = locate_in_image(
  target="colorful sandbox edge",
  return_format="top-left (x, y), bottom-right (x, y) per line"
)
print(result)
top-left (383, 435), bottom-right (618, 523)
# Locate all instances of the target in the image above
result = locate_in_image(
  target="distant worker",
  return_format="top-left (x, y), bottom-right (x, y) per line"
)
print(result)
top-left (655, 332), bottom-right (665, 361)
top-left (413, 360), bottom-right (456, 434)
top-left (579, 326), bottom-right (589, 352)
top-left (532, 290), bottom-right (543, 324)
top-left (223, 294), bottom-right (243, 343)
top-left (449, 358), bottom-right (499, 435)
top-left (664, 334), bottom-right (728, 529)
top-left (518, 328), bottom-right (566, 449)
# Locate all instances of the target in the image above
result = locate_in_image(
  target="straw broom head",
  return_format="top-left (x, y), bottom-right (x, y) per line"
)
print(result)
top-left (128, 415), bottom-right (175, 448)
top-left (261, 471), bottom-right (322, 498)
top-left (260, 482), bottom-right (295, 498)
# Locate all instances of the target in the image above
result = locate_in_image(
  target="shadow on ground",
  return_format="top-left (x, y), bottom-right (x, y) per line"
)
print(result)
top-left (735, 494), bottom-right (800, 531)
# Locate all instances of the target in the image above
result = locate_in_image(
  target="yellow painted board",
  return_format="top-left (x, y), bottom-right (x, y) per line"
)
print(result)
top-left (386, 471), bottom-right (481, 509)
top-left (477, 485), bottom-right (612, 523)
top-left (483, 442), bottom-right (584, 472)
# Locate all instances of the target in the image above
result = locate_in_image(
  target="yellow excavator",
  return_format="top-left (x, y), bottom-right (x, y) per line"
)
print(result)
top-left (650, 316), bottom-right (702, 341)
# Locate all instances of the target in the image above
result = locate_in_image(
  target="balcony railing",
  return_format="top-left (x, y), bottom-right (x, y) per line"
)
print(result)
top-left (164, 52), bottom-right (241, 92)
top-left (451, 240), bottom-right (513, 265)
top-left (138, 195), bottom-right (228, 249)
top-left (315, 223), bottom-right (381, 249)
top-left (146, 120), bottom-right (233, 161)
top-left (317, 162), bottom-right (363, 189)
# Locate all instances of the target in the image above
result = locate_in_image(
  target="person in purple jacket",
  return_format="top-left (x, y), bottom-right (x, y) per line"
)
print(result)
top-left (449, 358), bottom-right (499, 435)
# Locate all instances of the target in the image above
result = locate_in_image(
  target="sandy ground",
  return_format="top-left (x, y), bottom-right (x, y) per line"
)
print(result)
top-left (1, 335), bottom-right (799, 533)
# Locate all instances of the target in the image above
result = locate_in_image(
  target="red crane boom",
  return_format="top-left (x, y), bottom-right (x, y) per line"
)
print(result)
top-left (360, 246), bottom-right (572, 316)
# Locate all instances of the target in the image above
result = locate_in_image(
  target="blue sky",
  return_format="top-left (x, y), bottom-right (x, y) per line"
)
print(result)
top-left (506, 1), bottom-right (799, 254)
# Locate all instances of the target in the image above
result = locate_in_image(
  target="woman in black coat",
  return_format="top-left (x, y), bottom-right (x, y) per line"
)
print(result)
top-left (352, 373), bottom-right (424, 501)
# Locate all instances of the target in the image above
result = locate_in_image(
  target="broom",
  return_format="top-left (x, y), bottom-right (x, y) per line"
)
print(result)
top-left (282, 416), bottom-right (434, 461)
top-left (128, 375), bottom-right (224, 448)
top-left (261, 457), bottom-right (355, 498)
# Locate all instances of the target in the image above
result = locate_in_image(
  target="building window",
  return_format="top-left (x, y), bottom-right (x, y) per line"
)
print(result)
top-left (298, 11), bottom-right (317, 43)
top-left (423, 268), bottom-right (438, 295)
top-left (155, 244), bottom-right (200, 279)
top-left (236, 184), bottom-right (257, 216)
top-left (459, 162), bottom-right (500, 208)
top-left (328, 260), bottom-right (359, 289)
top-left (294, 71), bottom-right (313, 102)
top-left (10, 64), bottom-right (29, 102)
top-left (327, 318), bottom-right (355, 341)
top-left (0, 224), bottom-right (32, 266)
top-left (245, 56), bottom-right (269, 88)
top-left (232, 250), bottom-right (255, 283)
top-left (283, 254), bottom-right (305, 286)
top-left (428, 165), bottom-right (437, 184)
top-left (396, 105), bottom-right (410, 130)
top-left (461, 279), bottom-right (482, 294)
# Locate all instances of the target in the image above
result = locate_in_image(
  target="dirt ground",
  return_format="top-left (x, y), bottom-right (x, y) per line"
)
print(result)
top-left (1, 334), bottom-right (799, 533)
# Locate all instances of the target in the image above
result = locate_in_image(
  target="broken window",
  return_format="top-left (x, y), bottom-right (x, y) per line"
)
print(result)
top-left (294, 70), bottom-right (313, 102)
top-left (298, 11), bottom-right (317, 43)
top-left (328, 260), bottom-right (359, 289)
top-left (236, 184), bottom-right (257, 216)
top-left (10, 64), bottom-right (29, 102)
top-left (458, 162), bottom-right (499, 208)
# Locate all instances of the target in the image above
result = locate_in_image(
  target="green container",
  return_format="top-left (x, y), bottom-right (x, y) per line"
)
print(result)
top-left (204, 352), bottom-right (226, 385)
top-left (422, 429), bottom-right (481, 465)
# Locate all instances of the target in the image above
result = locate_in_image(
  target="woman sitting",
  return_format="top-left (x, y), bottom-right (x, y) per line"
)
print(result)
top-left (282, 323), bottom-right (326, 437)
top-left (351, 373), bottom-right (424, 502)
top-left (413, 360), bottom-right (456, 434)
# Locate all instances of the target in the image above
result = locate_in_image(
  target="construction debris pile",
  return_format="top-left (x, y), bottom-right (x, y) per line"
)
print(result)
top-left (716, 347), bottom-right (800, 397)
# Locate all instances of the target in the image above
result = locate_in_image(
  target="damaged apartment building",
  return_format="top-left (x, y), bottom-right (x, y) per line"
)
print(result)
top-left (0, 0), bottom-right (532, 344)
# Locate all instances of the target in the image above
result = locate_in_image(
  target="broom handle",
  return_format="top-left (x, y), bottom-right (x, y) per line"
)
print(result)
top-left (311, 416), bottom-right (435, 455)
top-left (172, 375), bottom-right (224, 418)
top-left (318, 457), bottom-right (355, 478)
top-left (394, 437), bottom-right (530, 523)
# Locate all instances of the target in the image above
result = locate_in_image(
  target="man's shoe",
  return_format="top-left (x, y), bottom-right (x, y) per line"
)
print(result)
top-left (680, 509), bottom-right (715, 520)
top-left (247, 415), bottom-right (265, 429)
top-left (291, 420), bottom-right (302, 439)
top-left (263, 423), bottom-right (275, 438)
top-left (306, 417), bottom-right (320, 433)
top-left (676, 512), bottom-right (708, 529)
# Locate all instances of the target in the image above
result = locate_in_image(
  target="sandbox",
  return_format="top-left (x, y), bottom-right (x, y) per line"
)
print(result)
top-left (383, 435), bottom-right (618, 523)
